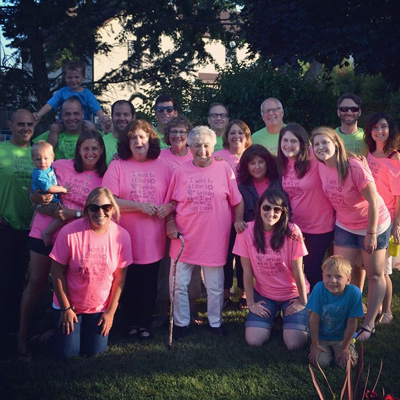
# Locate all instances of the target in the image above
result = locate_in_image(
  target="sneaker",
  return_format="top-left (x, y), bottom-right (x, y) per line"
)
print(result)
top-left (174, 325), bottom-right (189, 342)
top-left (209, 325), bottom-right (228, 337)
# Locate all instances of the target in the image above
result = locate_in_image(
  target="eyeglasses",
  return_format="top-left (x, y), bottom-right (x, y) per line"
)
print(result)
top-left (170, 129), bottom-right (187, 136)
top-left (261, 108), bottom-right (282, 114)
top-left (209, 113), bottom-right (228, 119)
top-left (156, 106), bottom-right (175, 113)
top-left (262, 204), bottom-right (282, 213)
top-left (338, 106), bottom-right (360, 113)
top-left (88, 204), bottom-right (113, 213)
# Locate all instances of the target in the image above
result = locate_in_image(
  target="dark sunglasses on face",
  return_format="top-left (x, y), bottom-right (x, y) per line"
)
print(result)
top-left (338, 106), bottom-right (360, 113)
top-left (88, 204), bottom-right (113, 213)
top-left (262, 204), bottom-right (283, 213)
top-left (156, 106), bottom-right (175, 113)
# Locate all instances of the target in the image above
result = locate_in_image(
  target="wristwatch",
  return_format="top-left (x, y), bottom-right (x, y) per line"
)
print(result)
top-left (75, 210), bottom-right (82, 218)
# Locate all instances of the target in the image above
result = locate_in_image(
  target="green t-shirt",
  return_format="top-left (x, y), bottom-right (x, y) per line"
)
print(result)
top-left (0, 141), bottom-right (34, 230)
top-left (251, 126), bottom-right (280, 155)
top-left (335, 127), bottom-right (367, 156)
top-left (214, 135), bottom-right (224, 152)
top-left (103, 132), bottom-right (118, 166)
top-left (154, 127), bottom-right (169, 150)
top-left (34, 130), bottom-right (80, 160)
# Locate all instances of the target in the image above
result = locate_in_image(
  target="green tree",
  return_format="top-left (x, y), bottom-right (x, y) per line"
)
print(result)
top-left (241, 0), bottom-right (400, 89)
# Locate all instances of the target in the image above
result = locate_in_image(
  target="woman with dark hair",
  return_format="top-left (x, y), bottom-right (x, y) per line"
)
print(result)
top-left (277, 123), bottom-right (335, 288)
top-left (103, 119), bottom-right (174, 340)
top-left (160, 116), bottom-right (193, 168)
top-left (213, 120), bottom-right (252, 308)
top-left (364, 112), bottom-right (400, 325)
top-left (17, 130), bottom-right (106, 357)
top-left (48, 187), bottom-right (132, 359)
top-left (311, 127), bottom-right (391, 341)
top-left (233, 188), bottom-right (309, 349)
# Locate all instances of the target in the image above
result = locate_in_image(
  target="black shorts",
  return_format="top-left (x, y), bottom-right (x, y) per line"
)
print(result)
top-left (27, 237), bottom-right (53, 256)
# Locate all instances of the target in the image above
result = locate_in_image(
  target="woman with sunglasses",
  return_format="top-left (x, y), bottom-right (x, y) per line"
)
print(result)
top-left (17, 130), bottom-right (106, 357)
top-left (277, 123), bottom-right (335, 289)
top-left (233, 188), bottom-right (309, 349)
top-left (103, 119), bottom-right (174, 340)
top-left (311, 127), bottom-right (391, 341)
top-left (47, 187), bottom-right (132, 359)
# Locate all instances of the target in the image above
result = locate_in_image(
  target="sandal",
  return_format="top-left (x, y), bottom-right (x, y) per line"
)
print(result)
top-left (127, 326), bottom-right (139, 338)
top-left (190, 313), bottom-right (205, 326)
top-left (223, 297), bottom-right (233, 310)
top-left (138, 328), bottom-right (153, 341)
top-left (355, 326), bottom-right (376, 341)
top-left (238, 297), bottom-right (248, 310)
top-left (377, 312), bottom-right (393, 325)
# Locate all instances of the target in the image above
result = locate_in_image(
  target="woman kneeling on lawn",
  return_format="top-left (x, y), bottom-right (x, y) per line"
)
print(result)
top-left (233, 188), bottom-right (310, 349)
top-left (48, 187), bottom-right (132, 360)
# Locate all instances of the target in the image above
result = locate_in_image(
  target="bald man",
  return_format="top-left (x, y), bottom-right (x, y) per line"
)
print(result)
top-left (0, 109), bottom-right (35, 340)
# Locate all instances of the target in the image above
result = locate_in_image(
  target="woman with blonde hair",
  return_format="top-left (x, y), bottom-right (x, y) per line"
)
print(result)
top-left (311, 127), bottom-right (391, 341)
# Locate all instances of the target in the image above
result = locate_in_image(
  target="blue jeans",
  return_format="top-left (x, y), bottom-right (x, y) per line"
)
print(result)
top-left (49, 310), bottom-right (108, 360)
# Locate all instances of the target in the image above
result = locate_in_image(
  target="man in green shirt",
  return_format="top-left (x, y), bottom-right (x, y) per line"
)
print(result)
top-left (154, 94), bottom-right (178, 149)
top-left (33, 97), bottom-right (85, 159)
top-left (251, 97), bottom-right (285, 155)
top-left (335, 93), bottom-right (367, 156)
top-left (208, 103), bottom-right (229, 152)
top-left (0, 109), bottom-right (35, 340)
top-left (103, 100), bottom-right (136, 165)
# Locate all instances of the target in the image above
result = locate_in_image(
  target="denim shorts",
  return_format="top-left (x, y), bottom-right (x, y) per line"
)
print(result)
top-left (245, 290), bottom-right (308, 331)
top-left (333, 225), bottom-right (390, 251)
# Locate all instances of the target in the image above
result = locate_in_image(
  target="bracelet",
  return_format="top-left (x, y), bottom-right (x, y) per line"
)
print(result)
top-left (367, 231), bottom-right (377, 235)
top-left (60, 306), bottom-right (72, 312)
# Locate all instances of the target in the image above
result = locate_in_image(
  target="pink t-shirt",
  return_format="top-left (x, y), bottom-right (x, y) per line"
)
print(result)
top-left (29, 159), bottom-right (103, 242)
top-left (317, 158), bottom-right (390, 230)
top-left (233, 221), bottom-right (309, 301)
top-left (159, 148), bottom-right (193, 170)
top-left (50, 218), bottom-right (132, 314)
top-left (253, 178), bottom-right (270, 197)
top-left (165, 159), bottom-right (242, 266)
top-left (102, 157), bottom-right (173, 264)
top-left (282, 158), bottom-right (335, 234)
top-left (367, 152), bottom-right (400, 220)
top-left (213, 149), bottom-right (240, 178)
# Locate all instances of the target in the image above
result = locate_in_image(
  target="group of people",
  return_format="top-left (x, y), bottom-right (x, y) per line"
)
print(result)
top-left (0, 60), bottom-right (398, 368)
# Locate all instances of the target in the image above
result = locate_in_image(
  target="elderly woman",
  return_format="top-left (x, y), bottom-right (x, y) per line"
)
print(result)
top-left (17, 130), bottom-right (106, 357)
top-left (48, 187), bottom-right (132, 359)
top-left (166, 126), bottom-right (244, 341)
top-left (102, 119), bottom-right (174, 340)
top-left (213, 120), bottom-right (252, 308)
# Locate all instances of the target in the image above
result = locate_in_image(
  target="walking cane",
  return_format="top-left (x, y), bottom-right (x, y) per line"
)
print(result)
top-left (168, 232), bottom-right (184, 349)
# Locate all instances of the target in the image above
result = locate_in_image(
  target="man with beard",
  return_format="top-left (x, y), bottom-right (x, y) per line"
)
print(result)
top-left (335, 93), bottom-right (367, 156)
top-left (103, 100), bottom-right (136, 165)
top-left (207, 103), bottom-right (229, 151)
top-left (154, 94), bottom-right (178, 149)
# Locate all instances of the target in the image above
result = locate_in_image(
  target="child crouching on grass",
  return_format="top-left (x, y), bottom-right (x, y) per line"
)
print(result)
top-left (307, 255), bottom-right (364, 368)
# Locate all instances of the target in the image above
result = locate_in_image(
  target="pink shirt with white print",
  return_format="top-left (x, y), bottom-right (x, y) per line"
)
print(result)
top-left (367, 152), bottom-right (400, 220)
top-left (160, 148), bottom-right (193, 170)
top-left (282, 157), bottom-right (335, 234)
top-left (102, 157), bottom-right (173, 264)
top-left (213, 148), bottom-right (240, 177)
top-left (50, 218), bottom-right (132, 314)
top-left (317, 157), bottom-right (390, 231)
top-left (29, 159), bottom-right (103, 242)
top-left (233, 221), bottom-right (309, 301)
top-left (165, 159), bottom-right (242, 266)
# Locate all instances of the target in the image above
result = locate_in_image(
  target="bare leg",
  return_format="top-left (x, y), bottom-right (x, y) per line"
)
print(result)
top-left (17, 251), bottom-right (51, 355)
top-left (245, 326), bottom-right (271, 346)
top-left (352, 252), bottom-right (366, 292)
top-left (283, 329), bottom-right (308, 350)
top-left (41, 217), bottom-right (65, 247)
top-left (380, 274), bottom-right (393, 323)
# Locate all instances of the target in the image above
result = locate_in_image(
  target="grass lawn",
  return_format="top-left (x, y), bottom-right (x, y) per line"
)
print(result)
top-left (1, 271), bottom-right (399, 400)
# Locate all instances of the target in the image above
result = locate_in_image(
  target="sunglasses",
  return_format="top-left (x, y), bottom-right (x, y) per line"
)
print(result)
top-left (156, 106), bottom-right (175, 113)
top-left (338, 106), bottom-right (360, 113)
top-left (262, 204), bottom-right (283, 213)
top-left (88, 204), bottom-right (113, 213)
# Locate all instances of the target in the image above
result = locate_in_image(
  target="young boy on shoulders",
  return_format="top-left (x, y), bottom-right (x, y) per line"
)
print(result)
top-left (307, 255), bottom-right (364, 368)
